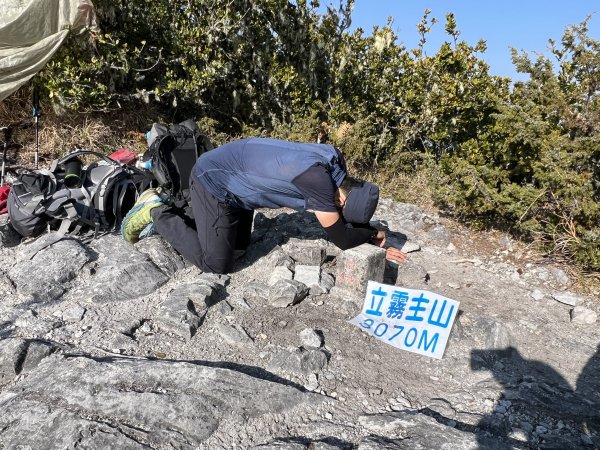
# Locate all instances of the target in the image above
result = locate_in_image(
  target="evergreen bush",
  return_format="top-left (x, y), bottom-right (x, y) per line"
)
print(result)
top-left (33, 2), bottom-right (598, 270)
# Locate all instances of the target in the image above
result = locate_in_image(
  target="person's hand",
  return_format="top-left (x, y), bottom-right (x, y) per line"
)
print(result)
top-left (370, 231), bottom-right (408, 263)
top-left (385, 246), bottom-right (409, 264)
top-left (371, 230), bottom-right (386, 248)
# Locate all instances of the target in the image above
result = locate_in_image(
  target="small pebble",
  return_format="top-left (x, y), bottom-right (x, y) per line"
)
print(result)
top-left (530, 289), bottom-right (545, 301)
top-left (571, 306), bottom-right (597, 324)
top-left (304, 373), bottom-right (319, 392)
top-left (509, 429), bottom-right (529, 442)
top-left (395, 397), bottom-right (412, 408)
top-left (300, 328), bottom-right (323, 348)
top-left (63, 305), bottom-right (86, 322)
top-left (520, 421), bottom-right (534, 433)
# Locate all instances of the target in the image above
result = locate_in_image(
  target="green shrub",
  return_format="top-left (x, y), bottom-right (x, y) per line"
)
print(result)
top-left (34, 3), bottom-right (599, 270)
top-left (435, 18), bottom-right (600, 270)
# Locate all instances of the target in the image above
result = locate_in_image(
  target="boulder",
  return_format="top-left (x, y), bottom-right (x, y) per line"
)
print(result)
top-left (267, 347), bottom-right (328, 377)
top-left (357, 410), bottom-right (505, 449)
top-left (155, 282), bottom-right (213, 340)
top-left (8, 234), bottom-right (90, 303)
top-left (135, 235), bottom-right (187, 275)
top-left (0, 354), bottom-right (322, 449)
top-left (268, 279), bottom-right (309, 308)
top-left (77, 235), bottom-right (168, 303)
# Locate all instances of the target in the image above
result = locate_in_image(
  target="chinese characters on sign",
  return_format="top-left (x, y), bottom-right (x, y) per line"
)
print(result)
top-left (349, 281), bottom-right (460, 359)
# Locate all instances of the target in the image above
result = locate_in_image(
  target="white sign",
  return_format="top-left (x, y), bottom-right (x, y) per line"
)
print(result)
top-left (349, 281), bottom-right (460, 359)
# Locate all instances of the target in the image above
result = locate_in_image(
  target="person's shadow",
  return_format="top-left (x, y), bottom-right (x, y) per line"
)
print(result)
top-left (471, 345), bottom-right (600, 449)
top-left (234, 211), bottom-right (410, 273)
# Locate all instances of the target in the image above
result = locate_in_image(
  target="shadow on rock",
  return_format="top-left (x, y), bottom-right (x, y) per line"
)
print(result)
top-left (64, 352), bottom-right (308, 391)
top-left (234, 210), bottom-right (328, 272)
top-left (253, 435), bottom-right (353, 449)
top-left (470, 346), bottom-right (600, 449)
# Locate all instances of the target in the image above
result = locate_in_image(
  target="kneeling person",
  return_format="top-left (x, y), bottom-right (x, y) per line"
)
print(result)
top-left (122, 138), bottom-right (407, 274)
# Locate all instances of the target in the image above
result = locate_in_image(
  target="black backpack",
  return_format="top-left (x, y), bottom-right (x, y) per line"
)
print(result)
top-left (7, 150), bottom-right (139, 238)
top-left (142, 119), bottom-right (213, 201)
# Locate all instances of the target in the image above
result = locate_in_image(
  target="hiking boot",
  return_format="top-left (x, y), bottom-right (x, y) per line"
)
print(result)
top-left (121, 188), bottom-right (163, 243)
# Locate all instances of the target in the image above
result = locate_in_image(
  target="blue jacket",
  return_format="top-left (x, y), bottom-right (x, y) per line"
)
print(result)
top-left (193, 138), bottom-right (347, 210)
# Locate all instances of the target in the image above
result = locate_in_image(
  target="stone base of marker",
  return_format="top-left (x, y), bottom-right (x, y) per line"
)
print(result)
top-left (294, 265), bottom-right (335, 295)
top-left (335, 244), bottom-right (386, 293)
top-left (329, 286), bottom-right (365, 314)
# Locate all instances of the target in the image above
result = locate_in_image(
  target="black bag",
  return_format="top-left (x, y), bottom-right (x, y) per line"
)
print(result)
top-left (7, 150), bottom-right (139, 238)
top-left (142, 119), bottom-right (213, 201)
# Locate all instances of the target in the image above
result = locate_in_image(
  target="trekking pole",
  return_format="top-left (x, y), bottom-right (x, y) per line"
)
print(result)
top-left (0, 126), bottom-right (10, 186)
top-left (32, 85), bottom-right (41, 169)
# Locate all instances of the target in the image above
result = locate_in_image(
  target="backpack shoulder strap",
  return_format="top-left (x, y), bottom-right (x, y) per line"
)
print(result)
top-left (112, 177), bottom-right (135, 228)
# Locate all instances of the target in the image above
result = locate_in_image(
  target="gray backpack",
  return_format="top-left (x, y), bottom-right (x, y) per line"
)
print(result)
top-left (7, 150), bottom-right (139, 238)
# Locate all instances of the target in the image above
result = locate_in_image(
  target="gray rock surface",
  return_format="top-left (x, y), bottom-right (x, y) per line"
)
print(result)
top-left (294, 264), bottom-right (333, 295)
top-left (8, 235), bottom-right (90, 302)
top-left (269, 279), bottom-right (309, 307)
top-left (135, 235), bottom-right (187, 275)
top-left (570, 306), bottom-right (597, 324)
top-left (269, 265), bottom-right (294, 285)
top-left (282, 240), bottom-right (326, 265)
top-left (300, 328), bottom-right (323, 348)
top-left (61, 305), bottom-right (86, 322)
top-left (357, 410), bottom-right (504, 449)
top-left (267, 347), bottom-right (328, 377)
top-left (530, 289), bottom-right (545, 301)
top-left (0, 354), bottom-right (322, 449)
top-left (395, 261), bottom-right (429, 289)
top-left (76, 235), bottom-right (169, 302)
top-left (156, 282), bottom-right (211, 339)
top-left (217, 323), bottom-right (255, 347)
top-left (0, 201), bottom-right (598, 449)
top-left (552, 291), bottom-right (582, 306)
top-left (0, 338), bottom-right (27, 384)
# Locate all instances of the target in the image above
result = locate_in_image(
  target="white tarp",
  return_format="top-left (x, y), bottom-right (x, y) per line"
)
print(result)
top-left (0, 0), bottom-right (97, 102)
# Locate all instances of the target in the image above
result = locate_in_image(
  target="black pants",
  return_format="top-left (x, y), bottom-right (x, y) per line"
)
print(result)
top-left (152, 180), bottom-right (253, 274)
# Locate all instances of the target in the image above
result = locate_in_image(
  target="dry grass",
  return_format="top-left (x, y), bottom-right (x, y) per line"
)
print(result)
top-left (1, 86), bottom-right (154, 170)
top-left (367, 166), bottom-right (437, 211)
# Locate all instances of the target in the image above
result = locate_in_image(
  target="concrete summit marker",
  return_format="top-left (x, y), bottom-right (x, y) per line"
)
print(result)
top-left (350, 281), bottom-right (459, 359)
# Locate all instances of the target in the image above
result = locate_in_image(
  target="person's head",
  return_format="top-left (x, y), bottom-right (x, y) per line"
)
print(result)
top-left (337, 176), bottom-right (379, 224)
